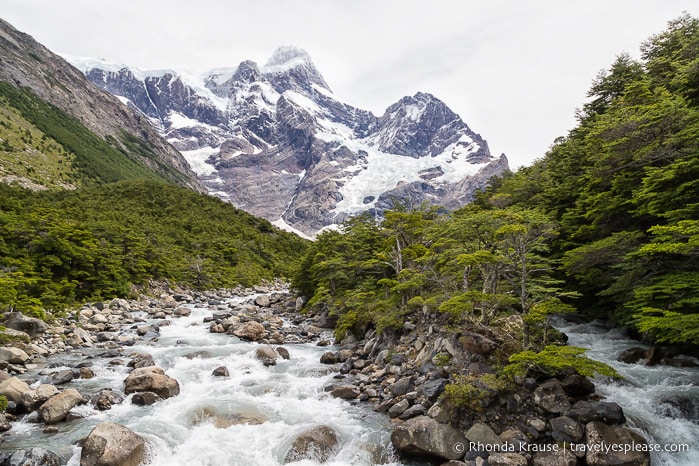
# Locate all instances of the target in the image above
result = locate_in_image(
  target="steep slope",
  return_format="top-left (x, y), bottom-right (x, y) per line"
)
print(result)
top-left (0, 18), bottom-right (203, 190)
top-left (72, 46), bottom-right (508, 235)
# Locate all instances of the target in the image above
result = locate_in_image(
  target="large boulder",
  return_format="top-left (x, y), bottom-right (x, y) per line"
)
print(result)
top-left (80, 422), bottom-right (146, 466)
top-left (284, 425), bottom-right (338, 463)
top-left (0, 347), bottom-right (30, 365)
top-left (124, 366), bottom-right (180, 399)
top-left (0, 376), bottom-right (31, 403)
top-left (231, 321), bottom-right (266, 341)
top-left (391, 416), bottom-right (465, 461)
top-left (2, 312), bottom-right (48, 338)
top-left (39, 388), bottom-right (83, 424)
top-left (585, 421), bottom-right (650, 466)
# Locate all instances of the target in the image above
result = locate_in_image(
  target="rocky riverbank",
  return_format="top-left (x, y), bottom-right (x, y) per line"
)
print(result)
top-left (0, 283), bottom-right (655, 465)
top-left (317, 323), bottom-right (652, 466)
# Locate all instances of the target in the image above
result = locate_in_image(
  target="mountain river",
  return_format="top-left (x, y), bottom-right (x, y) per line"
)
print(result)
top-left (553, 317), bottom-right (699, 465)
top-left (1, 293), bottom-right (430, 466)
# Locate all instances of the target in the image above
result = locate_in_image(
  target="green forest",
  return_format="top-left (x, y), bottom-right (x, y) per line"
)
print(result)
top-left (295, 14), bottom-right (699, 349)
top-left (0, 180), bottom-right (308, 318)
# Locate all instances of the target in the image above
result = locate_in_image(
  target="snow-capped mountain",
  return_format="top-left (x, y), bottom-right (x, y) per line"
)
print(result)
top-left (67, 46), bottom-right (509, 236)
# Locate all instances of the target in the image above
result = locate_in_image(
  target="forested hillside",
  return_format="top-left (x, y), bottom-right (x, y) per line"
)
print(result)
top-left (295, 14), bottom-right (699, 348)
top-left (0, 181), bottom-right (308, 318)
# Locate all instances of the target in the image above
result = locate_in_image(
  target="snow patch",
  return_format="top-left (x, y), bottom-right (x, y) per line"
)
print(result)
top-left (180, 146), bottom-right (219, 177)
top-left (272, 218), bottom-right (314, 240)
top-left (332, 139), bottom-right (487, 215)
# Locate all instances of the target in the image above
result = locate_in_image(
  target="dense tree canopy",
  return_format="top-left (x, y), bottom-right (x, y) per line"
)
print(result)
top-left (0, 181), bottom-right (308, 318)
top-left (295, 14), bottom-right (699, 347)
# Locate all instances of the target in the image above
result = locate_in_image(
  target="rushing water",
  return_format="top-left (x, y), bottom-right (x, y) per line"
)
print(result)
top-left (2, 295), bottom-right (429, 466)
top-left (554, 317), bottom-right (699, 466)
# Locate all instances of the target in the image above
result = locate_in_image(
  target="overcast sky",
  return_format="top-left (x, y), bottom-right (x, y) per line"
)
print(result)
top-left (3, 0), bottom-right (697, 168)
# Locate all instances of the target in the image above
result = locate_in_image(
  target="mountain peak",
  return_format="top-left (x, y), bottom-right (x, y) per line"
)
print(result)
top-left (265, 46), bottom-right (312, 68)
top-left (262, 45), bottom-right (330, 93)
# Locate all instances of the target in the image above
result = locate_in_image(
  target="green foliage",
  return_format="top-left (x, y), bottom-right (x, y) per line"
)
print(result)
top-left (632, 308), bottom-right (699, 344)
top-left (504, 345), bottom-right (621, 379)
top-left (443, 374), bottom-right (511, 412)
top-left (473, 14), bottom-right (699, 344)
top-left (0, 395), bottom-right (7, 413)
top-left (0, 181), bottom-right (308, 316)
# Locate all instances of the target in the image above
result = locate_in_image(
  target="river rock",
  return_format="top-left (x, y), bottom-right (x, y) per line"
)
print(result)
top-left (422, 377), bottom-right (447, 401)
top-left (391, 415), bottom-right (465, 461)
top-left (465, 422), bottom-right (503, 449)
top-left (92, 389), bottom-right (125, 410)
top-left (124, 366), bottom-right (180, 399)
top-left (320, 352), bottom-right (339, 364)
top-left (0, 376), bottom-right (31, 403)
top-left (80, 422), bottom-right (146, 466)
top-left (549, 416), bottom-right (584, 442)
top-left (0, 347), bottom-right (30, 365)
top-left (254, 295), bottom-right (271, 307)
top-left (232, 321), bottom-right (266, 341)
top-left (585, 421), bottom-right (650, 466)
top-left (488, 453), bottom-right (528, 466)
top-left (330, 384), bottom-right (360, 400)
top-left (173, 306), bottom-right (191, 317)
top-left (212, 366), bottom-right (229, 377)
top-left (39, 388), bottom-right (83, 424)
top-left (131, 392), bottom-right (161, 406)
top-left (256, 346), bottom-right (278, 361)
top-left (2, 312), bottom-right (48, 338)
top-left (391, 376), bottom-right (413, 397)
top-left (49, 369), bottom-right (74, 385)
top-left (534, 379), bottom-right (571, 414)
top-left (532, 448), bottom-right (579, 466)
top-left (388, 399), bottom-right (410, 418)
top-left (617, 347), bottom-right (646, 364)
top-left (560, 373), bottom-right (595, 397)
top-left (127, 353), bottom-right (154, 369)
top-left (276, 347), bottom-right (290, 360)
top-left (399, 403), bottom-right (427, 420)
top-left (0, 447), bottom-right (61, 466)
top-left (569, 400), bottom-right (625, 425)
top-left (284, 425), bottom-right (338, 463)
top-left (20, 383), bottom-right (59, 411)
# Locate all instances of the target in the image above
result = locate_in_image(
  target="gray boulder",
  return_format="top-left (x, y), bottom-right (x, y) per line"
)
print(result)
top-left (534, 379), bottom-right (571, 414)
top-left (232, 321), bottom-right (266, 341)
top-left (80, 422), bottom-right (146, 466)
top-left (124, 366), bottom-right (180, 399)
top-left (391, 415), bottom-right (465, 461)
top-left (585, 421), bottom-right (650, 466)
top-left (2, 312), bottom-right (48, 338)
top-left (284, 425), bottom-right (338, 463)
top-left (0, 347), bottom-right (30, 365)
top-left (39, 388), bottom-right (83, 424)
top-left (0, 376), bottom-right (31, 403)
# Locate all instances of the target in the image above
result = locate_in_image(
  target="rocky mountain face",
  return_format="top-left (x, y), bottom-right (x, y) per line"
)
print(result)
top-left (71, 46), bottom-right (509, 236)
top-left (0, 19), bottom-right (203, 191)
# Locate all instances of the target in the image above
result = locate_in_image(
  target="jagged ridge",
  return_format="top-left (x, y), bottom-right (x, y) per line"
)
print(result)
top-left (69, 46), bottom-right (509, 236)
